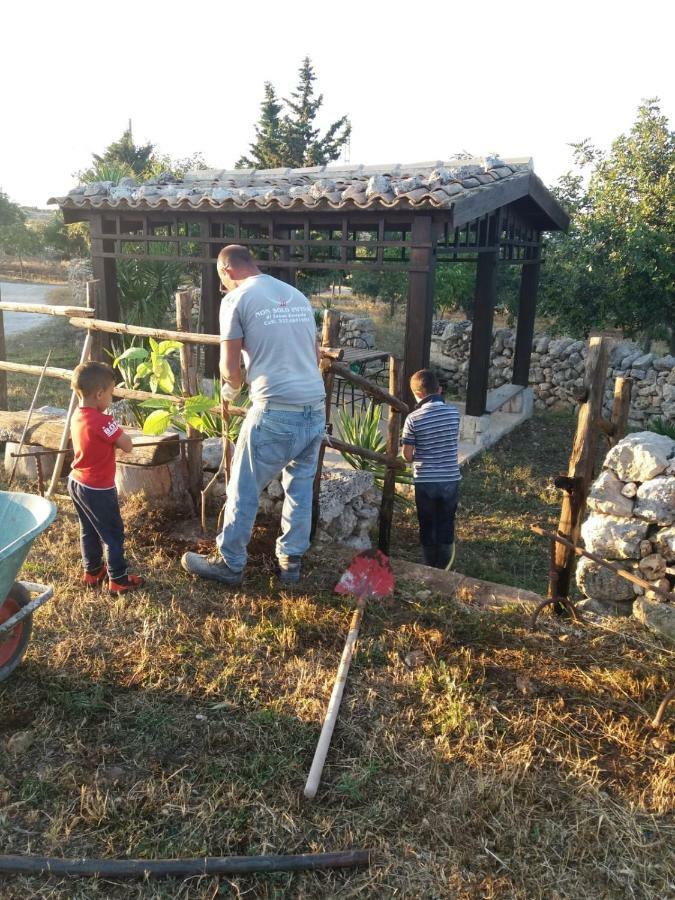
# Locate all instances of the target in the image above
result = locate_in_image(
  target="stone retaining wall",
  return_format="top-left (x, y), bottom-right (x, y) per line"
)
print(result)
top-left (575, 432), bottom-right (675, 640)
top-left (430, 321), bottom-right (675, 427)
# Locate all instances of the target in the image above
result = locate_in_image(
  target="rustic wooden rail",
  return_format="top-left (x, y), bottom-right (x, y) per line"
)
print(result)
top-left (69, 316), bottom-right (220, 345)
top-left (532, 525), bottom-right (675, 603)
top-left (0, 302), bottom-right (94, 318)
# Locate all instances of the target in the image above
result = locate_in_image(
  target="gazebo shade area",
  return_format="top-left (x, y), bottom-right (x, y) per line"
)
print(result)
top-left (50, 155), bottom-right (569, 413)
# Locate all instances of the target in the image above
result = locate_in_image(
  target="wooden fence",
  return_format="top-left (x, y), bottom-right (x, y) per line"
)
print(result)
top-left (0, 283), bottom-right (408, 553)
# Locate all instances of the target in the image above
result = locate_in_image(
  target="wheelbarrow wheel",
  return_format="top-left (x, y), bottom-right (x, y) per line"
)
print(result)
top-left (0, 582), bottom-right (33, 682)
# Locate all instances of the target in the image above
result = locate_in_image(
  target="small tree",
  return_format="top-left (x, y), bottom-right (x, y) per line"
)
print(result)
top-left (237, 58), bottom-right (351, 169)
top-left (540, 99), bottom-right (675, 350)
top-left (78, 124), bottom-right (156, 182)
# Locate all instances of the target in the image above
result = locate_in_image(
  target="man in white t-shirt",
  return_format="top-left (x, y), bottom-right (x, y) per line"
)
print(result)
top-left (181, 245), bottom-right (326, 586)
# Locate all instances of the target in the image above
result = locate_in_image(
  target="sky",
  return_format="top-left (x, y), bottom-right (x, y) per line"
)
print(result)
top-left (1, 0), bottom-right (673, 209)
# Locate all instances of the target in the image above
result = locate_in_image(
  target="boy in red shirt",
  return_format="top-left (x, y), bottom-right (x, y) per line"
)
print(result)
top-left (68, 361), bottom-right (144, 594)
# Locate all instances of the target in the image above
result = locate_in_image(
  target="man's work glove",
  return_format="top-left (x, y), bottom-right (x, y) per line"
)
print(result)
top-left (220, 380), bottom-right (241, 404)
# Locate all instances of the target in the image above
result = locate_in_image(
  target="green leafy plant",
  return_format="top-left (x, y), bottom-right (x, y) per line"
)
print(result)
top-left (140, 382), bottom-right (250, 440)
top-left (336, 402), bottom-right (413, 496)
top-left (648, 417), bottom-right (675, 440)
top-left (114, 337), bottom-right (182, 394)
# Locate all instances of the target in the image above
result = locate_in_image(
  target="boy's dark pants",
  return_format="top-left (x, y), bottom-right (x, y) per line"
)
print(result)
top-left (414, 480), bottom-right (459, 567)
top-left (68, 480), bottom-right (127, 580)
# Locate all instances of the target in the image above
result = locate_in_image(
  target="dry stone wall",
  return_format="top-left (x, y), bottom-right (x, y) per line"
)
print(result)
top-left (202, 439), bottom-right (380, 550)
top-left (575, 432), bottom-right (675, 641)
top-left (430, 321), bottom-right (675, 427)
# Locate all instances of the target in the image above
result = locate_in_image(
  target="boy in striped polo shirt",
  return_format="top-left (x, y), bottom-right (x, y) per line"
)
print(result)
top-left (401, 369), bottom-right (461, 569)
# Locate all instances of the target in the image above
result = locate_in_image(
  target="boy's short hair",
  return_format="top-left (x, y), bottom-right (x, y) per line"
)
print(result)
top-left (71, 361), bottom-right (116, 397)
top-left (410, 368), bottom-right (439, 395)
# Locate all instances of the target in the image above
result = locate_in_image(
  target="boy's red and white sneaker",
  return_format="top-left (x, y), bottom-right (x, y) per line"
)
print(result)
top-left (82, 565), bottom-right (107, 589)
top-left (109, 573), bottom-right (145, 595)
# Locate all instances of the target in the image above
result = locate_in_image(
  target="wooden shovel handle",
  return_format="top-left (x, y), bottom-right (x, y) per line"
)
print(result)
top-left (304, 597), bottom-right (366, 799)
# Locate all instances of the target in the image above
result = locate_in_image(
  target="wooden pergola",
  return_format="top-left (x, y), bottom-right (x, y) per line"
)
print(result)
top-left (51, 157), bottom-right (569, 410)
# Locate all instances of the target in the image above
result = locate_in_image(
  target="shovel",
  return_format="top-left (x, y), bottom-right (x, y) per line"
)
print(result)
top-left (303, 550), bottom-right (394, 800)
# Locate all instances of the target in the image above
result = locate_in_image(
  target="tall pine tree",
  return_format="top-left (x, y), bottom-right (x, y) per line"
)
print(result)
top-left (237, 58), bottom-right (350, 169)
top-left (237, 83), bottom-right (285, 168)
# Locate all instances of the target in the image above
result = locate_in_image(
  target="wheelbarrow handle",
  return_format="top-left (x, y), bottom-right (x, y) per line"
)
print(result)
top-left (0, 583), bottom-right (53, 635)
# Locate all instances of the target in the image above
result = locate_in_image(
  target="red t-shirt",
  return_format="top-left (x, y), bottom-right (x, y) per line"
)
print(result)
top-left (70, 407), bottom-right (123, 489)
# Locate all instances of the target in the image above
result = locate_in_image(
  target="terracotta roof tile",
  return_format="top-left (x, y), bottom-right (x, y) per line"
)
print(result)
top-left (49, 156), bottom-right (535, 212)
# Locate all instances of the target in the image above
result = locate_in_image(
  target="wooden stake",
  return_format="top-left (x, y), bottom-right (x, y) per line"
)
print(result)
top-left (609, 376), bottom-right (631, 447)
top-left (175, 289), bottom-right (202, 512)
top-left (378, 355), bottom-right (402, 554)
top-left (311, 310), bottom-right (341, 539)
top-left (304, 595), bottom-right (366, 799)
top-left (7, 350), bottom-right (52, 487)
top-left (548, 337), bottom-right (610, 603)
top-left (46, 334), bottom-right (93, 498)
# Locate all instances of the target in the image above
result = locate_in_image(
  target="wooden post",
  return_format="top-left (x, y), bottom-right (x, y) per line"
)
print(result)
top-left (378, 356), bottom-right (402, 554)
top-left (609, 376), bottom-right (631, 447)
top-left (403, 215), bottom-right (435, 409)
top-left (90, 215), bottom-right (119, 322)
top-left (548, 336), bottom-right (611, 603)
top-left (465, 217), bottom-right (499, 416)
top-left (201, 262), bottom-right (220, 378)
top-left (0, 284), bottom-right (6, 410)
top-left (176, 289), bottom-right (202, 513)
top-left (311, 310), bottom-right (341, 539)
top-left (85, 280), bottom-right (102, 361)
top-left (512, 248), bottom-right (541, 387)
top-left (46, 333), bottom-right (94, 498)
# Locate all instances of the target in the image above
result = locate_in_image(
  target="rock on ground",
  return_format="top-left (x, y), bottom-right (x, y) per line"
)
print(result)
top-left (575, 555), bottom-right (636, 602)
top-left (632, 597), bottom-right (675, 642)
top-left (587, 469), bottom-right (634, 517)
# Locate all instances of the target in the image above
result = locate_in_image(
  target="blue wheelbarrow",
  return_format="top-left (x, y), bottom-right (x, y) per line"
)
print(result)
top-left (0, 491), bottom-right (56, 681)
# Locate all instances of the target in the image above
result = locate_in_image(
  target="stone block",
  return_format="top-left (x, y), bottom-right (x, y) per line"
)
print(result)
top-left (634, 476), bottom-right (675, 526)
top-left (576, 555), bottom-right (636, 602)
top-left (587, 470), bottom-right (634, 517)
top-left (580, 513), bottom-right (649, 560)
top-left (604, 431), bottom-right (675, 482)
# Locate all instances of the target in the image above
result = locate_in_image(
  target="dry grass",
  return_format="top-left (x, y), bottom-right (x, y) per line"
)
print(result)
top-left (0, 257), bottom-right (68, 284)
top-left (1, 482), bottom-right (673, 898)
top-left (1, 309), bottom-right (674, 898)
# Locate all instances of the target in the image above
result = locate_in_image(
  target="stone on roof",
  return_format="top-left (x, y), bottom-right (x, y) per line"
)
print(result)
top-left (49, 155), bottom-right (535, 213)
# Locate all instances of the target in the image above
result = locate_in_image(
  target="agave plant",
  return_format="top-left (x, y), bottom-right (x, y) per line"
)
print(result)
top-left (336, 402), bottom-right (413, 496)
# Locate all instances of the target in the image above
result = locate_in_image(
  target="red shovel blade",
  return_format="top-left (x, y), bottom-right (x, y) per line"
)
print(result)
top-left (335, 550), bottom-right (394, 600)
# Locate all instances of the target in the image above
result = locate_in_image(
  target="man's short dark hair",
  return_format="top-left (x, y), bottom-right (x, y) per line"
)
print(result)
top-left (218, 244), bottom-right (255, 269)
top-left (72, 361), bottom-right (116, 397)
top-left (410, 368), bottom-right (439, 395)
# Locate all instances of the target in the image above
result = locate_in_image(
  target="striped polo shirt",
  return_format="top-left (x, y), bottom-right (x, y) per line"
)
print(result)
top-left (401, 394), bottom-right (461, 483)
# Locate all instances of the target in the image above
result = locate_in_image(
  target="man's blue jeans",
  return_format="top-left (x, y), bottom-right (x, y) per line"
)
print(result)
top-left (217, 403), bottom-right (325, 572)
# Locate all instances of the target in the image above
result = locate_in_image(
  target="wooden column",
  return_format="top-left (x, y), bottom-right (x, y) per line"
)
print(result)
top-left (311, 310), bottom-right (341, 539)
top-left (176, 289), bottom-right (202, 513)
top-left (403, 215), bottom-right (435, 409)
top-left (273, 219), bottom-right (294, 285)
top-left (90, 214), bottom-right (119, 325)
top-left (548, 336), bottom-right (611, 604)
top-left (85, 279), bottom-right (103, 361)
top-left (465, 217), bottom-right (499, 417)
top-left (0, 285), bottom-right (6, 410)
top-left (512, 248), bottom-right (541, 387)
top-left (201, 218), bottom-right (220, 378)
top-left (378, 356), bottom-right (403, 554)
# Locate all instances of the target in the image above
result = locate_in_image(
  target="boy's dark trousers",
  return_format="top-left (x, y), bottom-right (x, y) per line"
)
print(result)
top-left (67, 480), bottom-right (127, 580)
top-left (414, 480), bottom-right (459, 568)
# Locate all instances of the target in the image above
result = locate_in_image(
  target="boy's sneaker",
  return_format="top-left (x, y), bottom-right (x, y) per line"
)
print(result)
top-left (278, 555), bottom-right (302, 585)
top-left (109, 573), bottom-right (145, 595)
top-left (83, 565), bottom-right (107, 589)
top-left (181, 552), bottom-right (243, 586)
